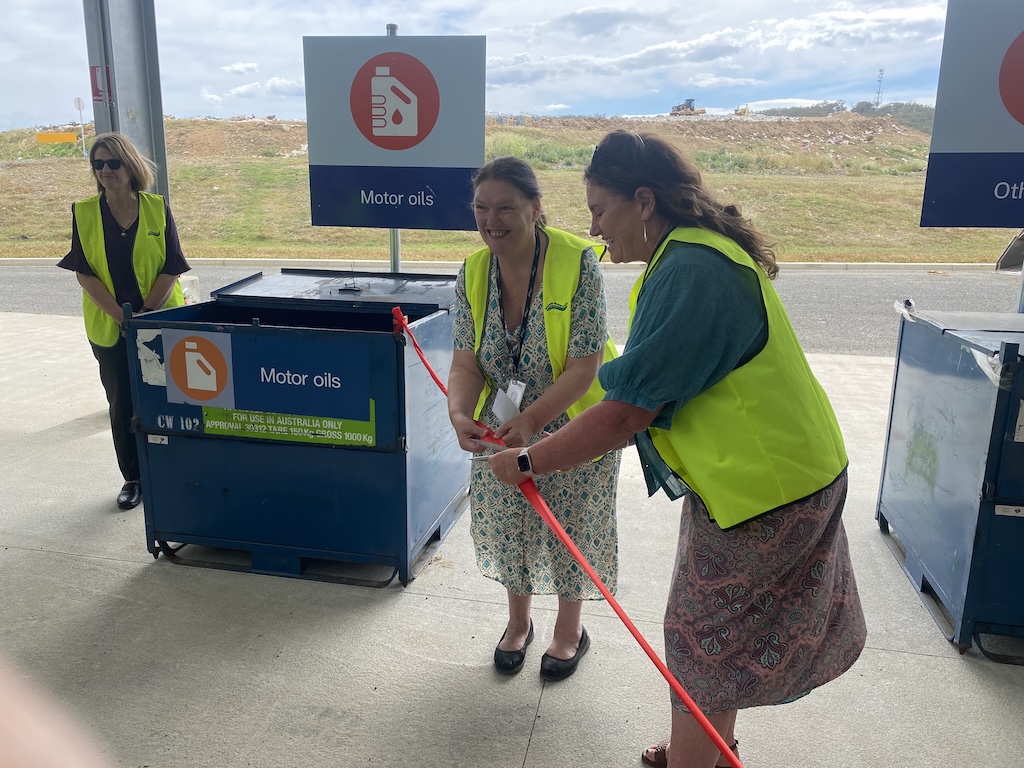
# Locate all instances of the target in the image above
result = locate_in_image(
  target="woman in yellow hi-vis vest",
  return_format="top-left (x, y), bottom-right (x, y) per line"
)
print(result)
top-left (447, 157), bottom-right (620, 682)
top-left (57, 133), bottom-right (189, 511)
top-left (488, 132), bottom-right (866, 768)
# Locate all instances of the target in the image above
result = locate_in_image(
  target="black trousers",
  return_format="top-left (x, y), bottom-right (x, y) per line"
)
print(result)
top-left (91, 337), bottom-right (139, 482)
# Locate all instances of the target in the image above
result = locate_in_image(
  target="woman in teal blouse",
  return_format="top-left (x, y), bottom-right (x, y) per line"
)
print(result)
top-left (487, 130), bottom-right (865, 768)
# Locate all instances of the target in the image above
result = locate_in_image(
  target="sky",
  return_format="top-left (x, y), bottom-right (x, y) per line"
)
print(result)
top-left (1, 0), bottom-right (950, 132)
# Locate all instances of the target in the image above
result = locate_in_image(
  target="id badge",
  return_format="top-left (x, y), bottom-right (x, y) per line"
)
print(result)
top-left (491, 379), bottom-right (526, 426)
top-left (506, 379), bottom-right (526, 409)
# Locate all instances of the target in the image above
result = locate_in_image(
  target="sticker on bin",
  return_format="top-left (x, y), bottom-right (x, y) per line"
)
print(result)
top-left (995, 505), bottom-right (1024, 517)
top-left (203, 403), bottom-right (376, 447)
top-left (158, 329), bottom-right (374, 444)
top-left (163, 330), bottom-right (235, 409)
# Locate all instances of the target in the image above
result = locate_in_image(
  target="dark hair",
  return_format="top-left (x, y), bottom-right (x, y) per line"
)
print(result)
top-left (472, 156), bottom-right (548, 227)
top-left (585, 130), bottom-right (778, 278)
top-left (89, 132), bottom-right (156, 194)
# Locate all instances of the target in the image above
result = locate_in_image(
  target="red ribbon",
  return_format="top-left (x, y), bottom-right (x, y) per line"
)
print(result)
top-left (392, 306), bottom-right (744, 768)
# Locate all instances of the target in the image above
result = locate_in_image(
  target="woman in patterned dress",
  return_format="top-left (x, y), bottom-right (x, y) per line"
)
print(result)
top-left (447, 157), bottom-right (621, 682)
top-left (488, 132), bottom-right (867, 767)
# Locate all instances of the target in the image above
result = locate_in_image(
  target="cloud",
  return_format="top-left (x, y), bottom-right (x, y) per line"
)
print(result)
top-left (221, 62), bottom-right (259, 75)
top-left (229, 82), bottom-right (263, 98)
top-left (556, 8), bottom-right (637, 38)
top-left (481, 4), bottom-right (947, 115)
top-left (0, 0), bottom-right (952, 130)
top-left (543, 103), bottom-right (569, 110)
top-left (227, 77), bottom-right (304, 99)
top-left (264, 77), bottom-right (304, 97)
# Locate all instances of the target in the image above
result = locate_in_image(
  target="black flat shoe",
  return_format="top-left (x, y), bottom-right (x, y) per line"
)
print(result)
top-left (116, 481), bottom-right (142, 510)
top-left (494, 620), bottom-right (534, 675)
top-left (539, 626), bottom-right (590, 682)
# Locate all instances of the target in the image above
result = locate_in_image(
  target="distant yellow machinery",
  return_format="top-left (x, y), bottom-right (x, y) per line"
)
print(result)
top-left (734, 103), bottom-right (749, 116)
top-left (670, 98), bottom-right (706, 116)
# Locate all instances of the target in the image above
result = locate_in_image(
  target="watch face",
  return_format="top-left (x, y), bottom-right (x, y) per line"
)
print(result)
top-left (517, 453), bottom-right (531, 473)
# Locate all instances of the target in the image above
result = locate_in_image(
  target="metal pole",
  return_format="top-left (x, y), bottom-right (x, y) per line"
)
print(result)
top-left (387, 23), bottom-right (401, 273)
top-left (74, 97), bottom-right (87, 157)
top-left (81, 0), bottom-right (170, 200)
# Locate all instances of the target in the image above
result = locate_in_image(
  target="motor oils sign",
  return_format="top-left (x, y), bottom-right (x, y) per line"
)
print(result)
top-left (157, 329), bottom-right (376, 448)
top-left (922, 0), bottom-right (1024, 227)
top-left (303, 36), bottom-right (485, 231)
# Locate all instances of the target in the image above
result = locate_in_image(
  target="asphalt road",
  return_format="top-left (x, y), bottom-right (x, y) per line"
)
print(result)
top-left (2, 262), bottom-right (1019, 357)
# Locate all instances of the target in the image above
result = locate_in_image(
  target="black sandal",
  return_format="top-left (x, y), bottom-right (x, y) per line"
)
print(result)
top-left (640, 738), bottom-right (739, 768)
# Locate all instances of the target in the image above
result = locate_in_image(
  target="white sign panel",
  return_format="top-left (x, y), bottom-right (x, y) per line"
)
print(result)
top-left (922, 1), bottom-right (1024, 227)
top-left (303, 36), bottom-right (486, 230)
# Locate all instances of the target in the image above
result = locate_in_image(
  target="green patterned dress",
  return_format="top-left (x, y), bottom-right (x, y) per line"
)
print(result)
top-left (453, 247), bottom-right (620, 600)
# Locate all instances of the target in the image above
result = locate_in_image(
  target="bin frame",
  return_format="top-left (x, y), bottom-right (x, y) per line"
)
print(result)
top-left (876, 310), bottom-right (1024, 655)
top-left (125, 269), bottom-right (469, 586)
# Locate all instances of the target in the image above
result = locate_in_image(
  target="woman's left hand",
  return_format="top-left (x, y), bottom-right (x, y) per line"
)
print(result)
top-left (493, 412), bottom-right (538, 449)
top-left (488, 447), bottom-right (528, 486)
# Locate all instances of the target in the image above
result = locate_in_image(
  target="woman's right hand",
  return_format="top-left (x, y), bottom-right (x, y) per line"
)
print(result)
top-left (450, 413), bottom-right (490, 453)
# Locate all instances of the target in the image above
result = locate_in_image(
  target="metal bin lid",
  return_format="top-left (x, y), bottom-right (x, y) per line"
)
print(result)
top-left (210, 268), bottom-right (457, 313)
top-left (910, 310), bottom-right (1024, 356)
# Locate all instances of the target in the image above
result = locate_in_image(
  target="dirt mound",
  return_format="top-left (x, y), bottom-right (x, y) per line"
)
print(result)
top-left (518, 112), bottom-right (927, 154)
top-left (161, 112), bottom-right (928, 161)
top-left (165, 117), bottom-right (308, 159)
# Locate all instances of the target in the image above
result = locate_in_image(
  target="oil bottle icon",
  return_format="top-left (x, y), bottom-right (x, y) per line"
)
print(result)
top-left (371, 66), bottom-right (417, 137)
top-left (184, 340), bottom-right (218, 392)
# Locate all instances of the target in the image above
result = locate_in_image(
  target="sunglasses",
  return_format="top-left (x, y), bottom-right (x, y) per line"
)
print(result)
top-left (91, 158), bottom-right (123, 171)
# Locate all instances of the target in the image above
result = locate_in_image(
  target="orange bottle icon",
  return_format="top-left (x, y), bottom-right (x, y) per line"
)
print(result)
top-left (371, 66), bottom-right (417, 137)
top-left (184, 341), bottom-right (218, 392)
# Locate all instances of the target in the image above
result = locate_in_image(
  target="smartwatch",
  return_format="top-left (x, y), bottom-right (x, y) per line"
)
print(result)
top-left (517, 447), bottom-right (536, 478)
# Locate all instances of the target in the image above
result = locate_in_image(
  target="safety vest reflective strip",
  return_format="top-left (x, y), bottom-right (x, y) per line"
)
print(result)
top-left (633, 227), bottom-right (847, 528)
top-left (464, 226), bottom-right (617, 423)
top-left (76, 193), bottom-right (183, 347)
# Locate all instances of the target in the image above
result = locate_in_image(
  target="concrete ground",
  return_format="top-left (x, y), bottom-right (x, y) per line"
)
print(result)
top-left (2, 310), bottom-right (1024, 768)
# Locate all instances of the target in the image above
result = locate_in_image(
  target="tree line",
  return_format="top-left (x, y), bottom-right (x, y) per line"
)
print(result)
top-left (756, 100), bottom-right (935, 135)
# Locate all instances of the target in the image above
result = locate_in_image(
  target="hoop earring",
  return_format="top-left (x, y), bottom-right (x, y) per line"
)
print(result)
top-left (643, 219), bottom-right (648, 243)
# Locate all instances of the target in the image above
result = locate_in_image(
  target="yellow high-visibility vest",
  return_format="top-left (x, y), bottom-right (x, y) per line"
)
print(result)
top-left (631, 227), bottom-right (847, 528)
top-left (75, 192), bottom-right (184, 346)
top-left (464, 226), bottom-right (617, 423)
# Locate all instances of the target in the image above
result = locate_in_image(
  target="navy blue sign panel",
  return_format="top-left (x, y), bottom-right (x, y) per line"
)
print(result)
top-left (309, 165), bottom-right (476, 230)
top-left (922, 0), bottom-right (1024, 228)
top-left (232, 334), bottom-right (371, 421)
top-left (922, 153), bottom-right (1024, 227)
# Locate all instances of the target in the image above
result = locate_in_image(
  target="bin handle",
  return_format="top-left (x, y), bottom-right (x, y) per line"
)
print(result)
top-left (390, 305), bottom-right (744, 768)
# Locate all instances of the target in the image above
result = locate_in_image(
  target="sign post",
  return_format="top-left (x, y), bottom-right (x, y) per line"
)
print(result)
top-left (73, 96), bottom-right (87, 157)
top-left (386, 23), bottom-right (401, 272)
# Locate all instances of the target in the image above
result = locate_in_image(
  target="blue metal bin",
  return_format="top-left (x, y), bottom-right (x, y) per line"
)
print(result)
top-left (877, 310), bottom-right (1024, 654)
top-left (124, 268), bottom-right (468, 585)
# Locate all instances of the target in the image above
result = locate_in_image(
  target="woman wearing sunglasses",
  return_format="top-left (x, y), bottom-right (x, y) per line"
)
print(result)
top-left (57, 132), bottom-right (190, 511)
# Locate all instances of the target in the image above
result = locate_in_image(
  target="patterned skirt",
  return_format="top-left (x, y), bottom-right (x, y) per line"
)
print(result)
top-left (664, 470), bottom-right (866, 714)
top-left (470, 450), bottom-right (620, 601)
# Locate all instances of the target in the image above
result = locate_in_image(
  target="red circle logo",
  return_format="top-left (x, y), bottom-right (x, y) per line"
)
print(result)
top-left (1000, 31), bottom-right (1024, 126)
top-left (349, 52), bottom-right (440, 150)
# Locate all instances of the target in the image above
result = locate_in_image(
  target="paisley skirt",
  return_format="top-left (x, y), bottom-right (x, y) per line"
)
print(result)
top-left (664, 470), bottom-right (866, 714)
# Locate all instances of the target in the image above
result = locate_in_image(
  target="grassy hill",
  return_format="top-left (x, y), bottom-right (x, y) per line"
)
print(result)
top-left (0, 114), bottom-right (1016, 263)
